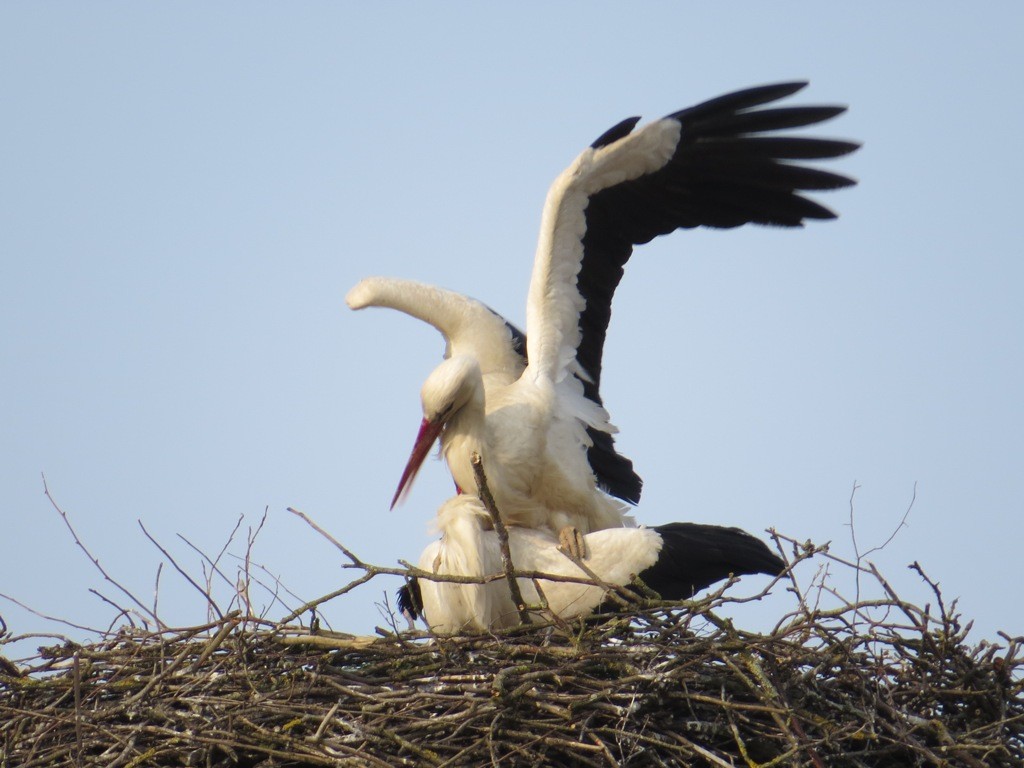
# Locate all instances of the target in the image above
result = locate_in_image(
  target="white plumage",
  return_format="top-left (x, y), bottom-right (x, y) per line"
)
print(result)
top-left (412, 495), bottom-right (663, 634)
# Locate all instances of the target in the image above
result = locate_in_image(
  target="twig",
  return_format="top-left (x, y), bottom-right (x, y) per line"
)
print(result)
top-left (72, 649), bottom-right (83, 767)
top-left (470, 453), bottom-right (532, 626)
top-left (89, 588), bottom-right (137, 631)
top-left (152, 562), bottom-right (162, 627)
top-left (276, 572), bottom-right (377, 626)
top-left (0, 591), bottom-right (108, 636)
top-left (848, 480), bottom-right (917, 621)
top-left (138, 520), bottom-right (223, 620)
top-left (228, 557), bottom-right (305, 622)
top-left (186, 611), bottom-right (241, 673)
top-left (239, 508), bottom-right (269, 623)
top-left (209, 513), bottom-right (245, 594)
top-left (41, 474), bottom-right (164, 630)
top-left (286, 506), bottom-right (365, 567)
top-left (177, 532), bottom-right (237, 595)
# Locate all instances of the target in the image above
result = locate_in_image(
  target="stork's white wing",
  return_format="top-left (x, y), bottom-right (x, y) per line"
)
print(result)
top-left (346, 277), bottom-right (524, 381)
top-left (525, 118), bottom-right (682, 387)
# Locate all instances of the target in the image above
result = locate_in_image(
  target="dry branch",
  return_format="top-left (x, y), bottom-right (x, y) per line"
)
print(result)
top-left (470, 451), bottom-right (531, 625)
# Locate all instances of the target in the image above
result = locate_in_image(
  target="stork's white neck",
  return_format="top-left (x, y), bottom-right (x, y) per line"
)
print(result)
top-left (441, 395), bottom-right (486, 496)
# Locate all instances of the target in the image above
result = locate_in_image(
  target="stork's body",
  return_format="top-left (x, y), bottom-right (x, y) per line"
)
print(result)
top-left (407, 355), bottom-right (630, 533)
top-left (400, 496), bottom-right (785, 634)
top-left (348, 82), bottom-right (858, 537)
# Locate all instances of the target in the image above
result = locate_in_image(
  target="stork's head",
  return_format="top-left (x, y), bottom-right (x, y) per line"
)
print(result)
top-left (392, 356), bottom-right (483, 508)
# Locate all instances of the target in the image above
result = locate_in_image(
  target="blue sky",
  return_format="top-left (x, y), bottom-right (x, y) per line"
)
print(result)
top-left (2, 5), bottom-right (1022, 654)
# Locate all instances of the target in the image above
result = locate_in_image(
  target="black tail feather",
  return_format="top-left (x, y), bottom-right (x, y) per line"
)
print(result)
top-left (397, 579), bottom-right (423, 620)
top-left (640, 523), bottom-right (785, 600)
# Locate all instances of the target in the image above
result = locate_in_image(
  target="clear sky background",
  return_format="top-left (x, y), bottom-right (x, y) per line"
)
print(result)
top-left (3, 5), bottom-right (1022, 657)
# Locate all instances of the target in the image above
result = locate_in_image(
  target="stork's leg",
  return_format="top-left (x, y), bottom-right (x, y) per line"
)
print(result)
top-left (558, 526), bottom-right (588, 561)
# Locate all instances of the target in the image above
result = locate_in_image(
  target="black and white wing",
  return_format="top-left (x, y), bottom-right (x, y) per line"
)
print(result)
top-left (524, 81), bottom-right (858, 449)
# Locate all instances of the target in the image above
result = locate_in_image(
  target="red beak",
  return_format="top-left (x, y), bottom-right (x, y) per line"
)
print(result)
top-left (391, 417), bottom-right (445, 509)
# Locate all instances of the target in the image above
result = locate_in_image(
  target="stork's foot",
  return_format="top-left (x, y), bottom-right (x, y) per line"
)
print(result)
top-left (558, 526), bottom-right (588, 561)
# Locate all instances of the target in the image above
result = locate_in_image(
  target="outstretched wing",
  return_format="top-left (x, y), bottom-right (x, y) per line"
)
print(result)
top-left (525, 80), bottom-right (858, 407)
top-left (346, 277), bottom-right (524, 382)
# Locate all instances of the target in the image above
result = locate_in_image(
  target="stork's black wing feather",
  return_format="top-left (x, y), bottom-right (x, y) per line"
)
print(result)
top-left (639, 522), bottom-right (786, 599)
top-left (590, 116), bottom-right (641, 149)
top-left (575, 81), bottom-right (858, 399)
top-left (397, 579), bottom-right (423, 621)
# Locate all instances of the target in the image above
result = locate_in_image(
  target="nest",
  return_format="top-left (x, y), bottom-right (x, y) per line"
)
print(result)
top-left (2, 541), bottom-right (1022, 768)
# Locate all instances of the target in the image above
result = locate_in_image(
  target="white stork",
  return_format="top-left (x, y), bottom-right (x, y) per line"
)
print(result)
top-left (347, 82), bottom-right (858, 538)
top-left (397, 495), bottom-right (786, 634)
